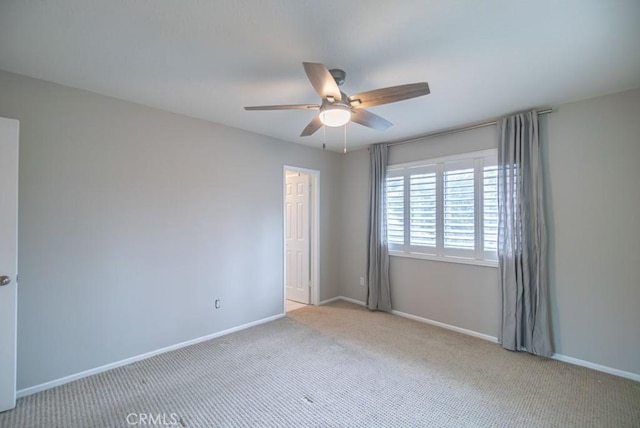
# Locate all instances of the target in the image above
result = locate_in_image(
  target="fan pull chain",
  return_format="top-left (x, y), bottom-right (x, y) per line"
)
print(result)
top-left (343, 124), bottom-right (347, 154)
top-left (322, 125), bottom-right (326, 150)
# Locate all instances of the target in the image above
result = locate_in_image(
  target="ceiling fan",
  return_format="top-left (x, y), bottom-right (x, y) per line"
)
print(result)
top-left (244, 62), bottom-right (430, 137)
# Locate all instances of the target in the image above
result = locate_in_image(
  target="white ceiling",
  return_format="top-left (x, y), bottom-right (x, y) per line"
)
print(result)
top-left (1, 1), bottom-right (639, 152)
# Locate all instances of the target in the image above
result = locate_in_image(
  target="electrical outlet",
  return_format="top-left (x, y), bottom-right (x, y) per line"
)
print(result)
top-left (215, 299), bottom-right (221, 309)
top-left (359, 277), bottom-right (365, 286)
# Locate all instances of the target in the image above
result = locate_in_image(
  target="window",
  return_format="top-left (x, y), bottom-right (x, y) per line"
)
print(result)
top-left (386, 175), bottom-right (405, 245)
top-left (386, 149), bottom-right (498, 265)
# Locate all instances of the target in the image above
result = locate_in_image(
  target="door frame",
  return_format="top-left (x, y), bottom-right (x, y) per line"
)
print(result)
top-left (0, 117), bottom-right (19, 412)
top-left (283, 166), bottom-right (320, 309)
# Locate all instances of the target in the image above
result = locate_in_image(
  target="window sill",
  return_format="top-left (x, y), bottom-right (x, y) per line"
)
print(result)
top-left (389, 251), bottom-right (499, 268)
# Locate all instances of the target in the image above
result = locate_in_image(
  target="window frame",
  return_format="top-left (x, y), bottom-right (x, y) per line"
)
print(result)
top-left (386, 149), bottom-right (499, 268)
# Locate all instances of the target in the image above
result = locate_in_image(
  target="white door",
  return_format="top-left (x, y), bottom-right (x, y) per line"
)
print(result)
top-left (285, 173), bottom-right (310, 304)
top-left (0, 118), bottom-right (18, 412)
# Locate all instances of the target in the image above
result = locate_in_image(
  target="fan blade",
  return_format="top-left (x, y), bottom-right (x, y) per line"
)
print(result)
top-left (244, 104), bottom-right (319, 111)
top-left (303, 62), bottom-right (342, 101)
top-left (349, 82), bottom-right (429, 108)
top-left (300, 115), bottom-right (323, 137)
top-left (350, 108), bottom-right (393, 130)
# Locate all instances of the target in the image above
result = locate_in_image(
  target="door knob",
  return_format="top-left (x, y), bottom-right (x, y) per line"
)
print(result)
top-left (0, 276), bottom-right (10, 286)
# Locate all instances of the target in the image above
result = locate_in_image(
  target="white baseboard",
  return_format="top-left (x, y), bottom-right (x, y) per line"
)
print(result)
top-left (551, 353), bottom-right (640, 382)
top-left (390, 309), bottom-right (500, 343)
top-left (390, 303), bottom-right (640, 381)
top-left (388, 306), bottom-right (640, 382)
top-left (325, 297), bottom-right (498, 343)
top-left (320, 296), bottom-right (367, 306)
top-left (16, 313), bottom-right (285, 399)
top-left (306, 297), bottom-right (640, 382)
top-left (337, 296), bottom-right (366, 306)
top-left (18, 301), bottom-right (639, 399)
top-left (318, 296), bottom-right (342, 305)
top-left (322, 297), bottom-right (498, 343)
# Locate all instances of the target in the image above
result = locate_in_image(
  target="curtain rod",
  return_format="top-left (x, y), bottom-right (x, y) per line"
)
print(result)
top-left (386, 108), bottom-right (553, 147)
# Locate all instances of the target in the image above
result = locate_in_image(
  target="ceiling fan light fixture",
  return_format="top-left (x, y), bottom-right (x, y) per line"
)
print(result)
top-left (245, 62), bottom-right (430, 138)
top-left (319, 104), bottom-right (351, 127)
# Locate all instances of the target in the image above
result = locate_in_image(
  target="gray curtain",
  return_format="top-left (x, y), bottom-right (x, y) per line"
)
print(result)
top-left (498, 111), bottom-right (553, 357)
top-left (367, 143), bottom-right (391, 311)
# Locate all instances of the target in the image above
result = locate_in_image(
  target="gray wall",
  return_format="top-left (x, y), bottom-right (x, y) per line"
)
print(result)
top-left (339, 126), bottom-right (500, 338)
top-left (543, 88), bottom-right (640, 375)
top-left (338, 89), bottom-right (640, 376)
top-left (0, 70), bottom-right (342, 390)
top-left (338, 147), bottom-right (370, 302)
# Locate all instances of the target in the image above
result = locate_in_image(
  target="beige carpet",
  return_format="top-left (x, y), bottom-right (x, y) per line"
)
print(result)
top-left (1, 301), bottom-right (639, 427)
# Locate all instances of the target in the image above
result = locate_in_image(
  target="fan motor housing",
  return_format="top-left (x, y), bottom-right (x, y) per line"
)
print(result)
top-left (321, 92), bottom-right (350, 109)
top-left (329, 69), bottom-right (346, 86)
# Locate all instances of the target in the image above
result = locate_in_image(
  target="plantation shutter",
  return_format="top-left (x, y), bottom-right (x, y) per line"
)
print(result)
top-left (409, 168), bottom-right (437, 249)
top-left (483, 164), bottom-right (498, 254)
top-left (386, 174), bottom-right (404, 247)
top-left (443, 160), bottom-right (475, 256)
top-left (384, 149), bottom-right (498, 263)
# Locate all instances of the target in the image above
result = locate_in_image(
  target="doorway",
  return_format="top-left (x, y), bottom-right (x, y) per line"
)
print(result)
top-left (283, 166), bottom-right (319, 311)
